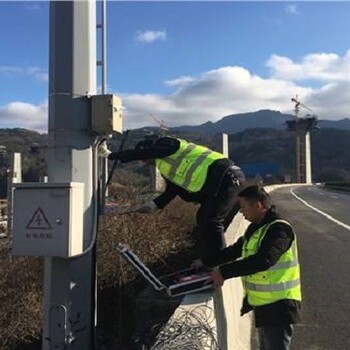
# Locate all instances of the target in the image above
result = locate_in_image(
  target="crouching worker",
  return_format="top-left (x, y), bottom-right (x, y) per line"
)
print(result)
top-left (200, 185), bottom-right (302, 350)
top-left (98, 135), bottom-right (245, 259)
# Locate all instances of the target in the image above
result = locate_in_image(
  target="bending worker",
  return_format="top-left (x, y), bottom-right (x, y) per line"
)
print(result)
top-left (201, 185), bottom-right (302, 350)
top-left (99, 135), bottom-right (245, 259)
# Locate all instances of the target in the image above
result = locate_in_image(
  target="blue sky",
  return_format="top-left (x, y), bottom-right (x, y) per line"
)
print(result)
top-left (1, 1), bottom-right (350, 132)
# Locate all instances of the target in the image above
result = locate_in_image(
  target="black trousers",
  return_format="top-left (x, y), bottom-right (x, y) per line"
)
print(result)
top-left (196, 178), bottom-right (241, 259)
top-left (258, 324), bottom-right (294, 350)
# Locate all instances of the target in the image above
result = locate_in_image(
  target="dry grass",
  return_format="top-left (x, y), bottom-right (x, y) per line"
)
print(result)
top-left (97, 185), bottom-right (199, 347)
top-left (0, 183), bottom-right (198, 349)
top-left (0, 247), bottom-right (43, 349)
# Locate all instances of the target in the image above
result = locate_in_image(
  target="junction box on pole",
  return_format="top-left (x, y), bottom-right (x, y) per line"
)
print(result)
top-left (12, 182), bottom-right (84, 257)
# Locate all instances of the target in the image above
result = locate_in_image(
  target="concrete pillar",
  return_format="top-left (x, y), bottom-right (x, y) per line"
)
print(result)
top-left (43, 1), bottom-right (97, 349)
top-left (222, 133), bottom-right (229, 158)
top-left (7, 152), bottom-right (22, 238)
top-left (150, 165), bottom-right (165, 192)
top-left (305, 132), bottom-right (312, 184)
top-left (40, 175), bottom-right (49, 183)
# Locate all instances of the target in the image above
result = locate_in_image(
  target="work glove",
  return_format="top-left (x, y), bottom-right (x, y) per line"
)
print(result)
top-left (135, 200), bottom-right (159, 214)
top-left (98, 142), bottom-right (112, 158)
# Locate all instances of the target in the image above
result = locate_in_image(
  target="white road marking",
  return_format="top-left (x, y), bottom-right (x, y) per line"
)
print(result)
top-left (330, 195), bottom-right (339, 199)
top-left (290, 188), bottom-right (350, 231)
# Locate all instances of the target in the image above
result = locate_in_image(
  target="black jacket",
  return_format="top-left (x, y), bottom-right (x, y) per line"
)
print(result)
top-left (110, 137), bottom-right (244, 207)
top-left (203, 209), bottom-right (301, 327)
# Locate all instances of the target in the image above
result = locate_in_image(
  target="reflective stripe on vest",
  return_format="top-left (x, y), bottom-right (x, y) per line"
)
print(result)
top-left (244, 278), bottom-right (300, 292)
top-left (242, 219), bottom-right (302, 306)
top-left (155, 139), bottom-right (226, 192)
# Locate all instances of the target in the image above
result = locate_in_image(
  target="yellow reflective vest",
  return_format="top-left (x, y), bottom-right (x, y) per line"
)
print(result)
top-left (155, 139), bottom-right (226, 193)
top-left (242, 220), bottom-right (302, 306)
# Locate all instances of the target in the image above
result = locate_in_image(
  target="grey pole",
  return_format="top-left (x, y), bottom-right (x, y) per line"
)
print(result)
top-left (102, 0), bottom-right (110, 198)
top-left (97, 0), bottom-right (109, 199)
top-left (43, 1), bottom-right (97, 349)
top-left (101, 0), bottom-right (107, 94)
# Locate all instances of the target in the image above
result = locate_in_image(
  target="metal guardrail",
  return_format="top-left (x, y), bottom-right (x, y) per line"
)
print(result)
top-left (324, 183), bottom-right (350, 192)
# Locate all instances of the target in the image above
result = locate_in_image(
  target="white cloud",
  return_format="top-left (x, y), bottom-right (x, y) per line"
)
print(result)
top-left (25, 3), bottom-right (41, 12)
top-left (3, 50), bottom-right (350, 132)
top-left (285, 4), bottom-right (299, 15)
top-left (0, 65), bottom-right (48, 82)
top-left (0, 66), bottom-right (22, 74)
top-left (165, 76), bottom-right (195, 87)
top-left (119, 66), bottom-right (314, 129)
top-left (267, 50), bottom-right (350, 82)
top-left (0, 101), bottom-right (48, 133)
top-left (136, 30), bottom-right (167, 44)
top-left (306, 82), bottom-right (350, 119)
top-left (119, 50), bottom-right (350, 128)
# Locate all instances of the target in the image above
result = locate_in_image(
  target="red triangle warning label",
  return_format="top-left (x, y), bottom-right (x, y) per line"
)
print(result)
top-left (26, 207), bottom-right (52, 230)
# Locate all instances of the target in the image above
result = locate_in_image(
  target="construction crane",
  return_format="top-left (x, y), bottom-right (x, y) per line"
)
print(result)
top-left (291, 96), bottom-right (313, 117)
top-left (149, 114), bottom-right (169, 134)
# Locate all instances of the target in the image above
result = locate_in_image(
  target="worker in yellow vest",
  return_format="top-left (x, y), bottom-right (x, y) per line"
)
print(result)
top-left (199, 185), bottom-right (301, 350)
top-left (99, 135), bottom-right (245, 258)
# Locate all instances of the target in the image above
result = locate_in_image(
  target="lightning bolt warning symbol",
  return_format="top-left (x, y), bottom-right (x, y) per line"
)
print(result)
top-left (26, 207), bottom-right (52, 230)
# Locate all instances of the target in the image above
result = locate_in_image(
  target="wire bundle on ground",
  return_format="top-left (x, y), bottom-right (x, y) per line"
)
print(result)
top-left (145, 305), bottom-right (220, 350)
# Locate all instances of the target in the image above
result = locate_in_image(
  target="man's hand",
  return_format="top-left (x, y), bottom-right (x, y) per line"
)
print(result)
top-left (209, 268), bottom-right (224, 289)
top-left (98, 142), bottom-right (112, 158)
top-left (191, 259), bottom-right (204, 270)
top-left (135, 200), bottom-right (158, 214)
top-left (240, 296), bottom-right (253, 316)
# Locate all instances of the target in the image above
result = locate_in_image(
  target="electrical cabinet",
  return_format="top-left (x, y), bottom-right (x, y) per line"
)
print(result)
top-left (91, 94), bottom-right (123, 134)
top-left (12, 182), bottom-right (84, 257)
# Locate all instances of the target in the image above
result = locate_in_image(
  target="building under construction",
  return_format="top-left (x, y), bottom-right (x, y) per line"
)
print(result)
top-left (286, 97), bottom-right (318, 184)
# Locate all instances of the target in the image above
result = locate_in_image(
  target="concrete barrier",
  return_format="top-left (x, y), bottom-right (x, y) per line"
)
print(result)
top-left (156, 184), bottom-right (305, 350)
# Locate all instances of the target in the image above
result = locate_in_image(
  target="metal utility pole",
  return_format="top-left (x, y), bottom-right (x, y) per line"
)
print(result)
top-left (43, 1), bottom-right (97, 349)
top-left (97, 0), bottom-right (109, 198)
top-left (97, 0), bottom-right (107, 94)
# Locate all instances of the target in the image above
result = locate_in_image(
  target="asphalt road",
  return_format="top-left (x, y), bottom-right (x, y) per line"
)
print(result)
top-left (271, 185), bottom-right (350, 350)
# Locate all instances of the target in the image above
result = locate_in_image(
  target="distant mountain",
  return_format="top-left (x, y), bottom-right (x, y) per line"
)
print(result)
top-left (318, 118), bottom-right (350, 130)
top-left (172, 109), bottom-right (350, 134)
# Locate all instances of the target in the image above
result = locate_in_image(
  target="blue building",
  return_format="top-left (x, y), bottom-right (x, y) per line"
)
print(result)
top-left (240, 162), bottom-right (279, 182)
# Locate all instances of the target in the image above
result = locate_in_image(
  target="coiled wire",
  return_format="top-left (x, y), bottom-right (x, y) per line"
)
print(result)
top-left (141, 305), bottom-right (220, 350)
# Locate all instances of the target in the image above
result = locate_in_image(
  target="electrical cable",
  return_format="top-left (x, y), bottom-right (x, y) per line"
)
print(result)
top-left (69, 136), bottom-right (105, 259)
top-left (137, 305), bottom-right (220, 350)
top-left (106, 129), bottom-right (130, 187)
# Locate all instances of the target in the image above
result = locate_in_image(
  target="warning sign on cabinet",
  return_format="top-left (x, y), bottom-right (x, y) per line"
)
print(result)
top-left (26, 207), bottom-right (52, 230)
